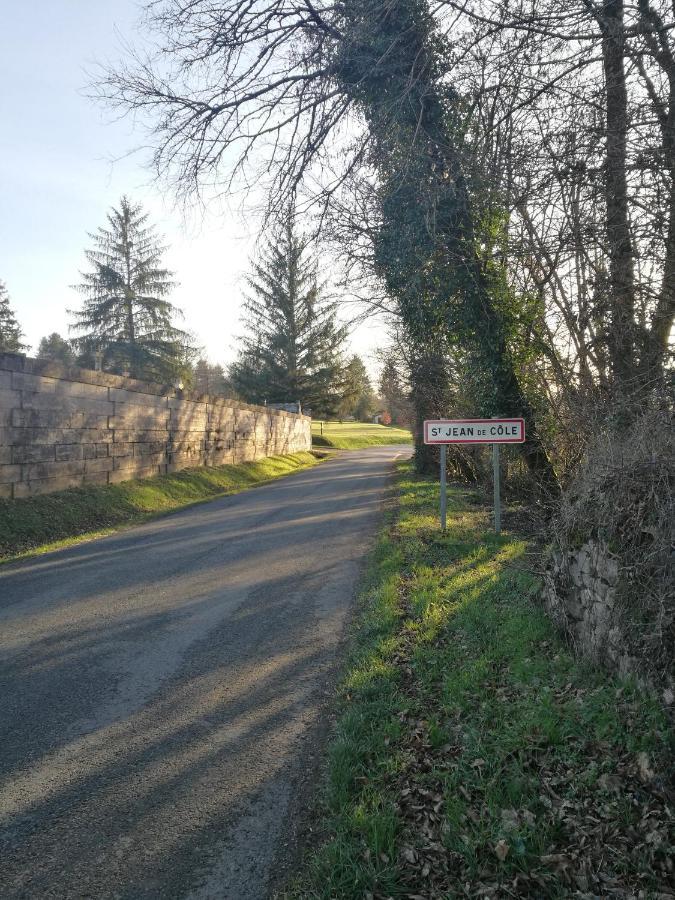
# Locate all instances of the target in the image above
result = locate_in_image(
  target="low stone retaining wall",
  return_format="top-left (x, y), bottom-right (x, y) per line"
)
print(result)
top-left (542, 410), bottom-right (673, 705)
top-left (543, 536), bottom-right (673, 702)
top-left (0, 353), bottom-right (311, 499)
top-left (543, 540), bottom-right (625, 670)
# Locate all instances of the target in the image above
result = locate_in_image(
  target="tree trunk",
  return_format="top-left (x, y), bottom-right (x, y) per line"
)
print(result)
top-left (598, 0), bottom-right (637, 390)
top-left (409, 344), bottom-right (452, 474)
top-left (338, 0), bottom-right (559, 492)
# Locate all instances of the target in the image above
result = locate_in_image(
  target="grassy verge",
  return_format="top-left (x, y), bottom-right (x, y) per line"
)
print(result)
top-left (311, 422), bottom-right (412, 450)
top-left (0, 451), bottom-right (323, 563)
top-left (288, 463), bottom-right (674, 898)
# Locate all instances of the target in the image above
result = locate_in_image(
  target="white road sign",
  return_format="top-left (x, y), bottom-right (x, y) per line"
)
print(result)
top-left (424, 418), bottom-right (525, 445)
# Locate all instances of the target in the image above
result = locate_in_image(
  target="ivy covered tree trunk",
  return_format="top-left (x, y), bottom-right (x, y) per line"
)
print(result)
top-left (408, 343), bottom-right (453, 474)
top-left (335, 0), bottom-right (559, 492)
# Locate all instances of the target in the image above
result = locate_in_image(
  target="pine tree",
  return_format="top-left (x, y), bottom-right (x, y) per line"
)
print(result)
top-left (230, 214), bottom-right (347, 414)
top-left (37, 332), bottom-right (76, 365)
top-left (379, 354), bottom-right (411, 425)
top-left (338, 355), bottom-right (376, 421)
top-left (193, 358), bottom-right (234, 397)
top-left (70, 197), bottom-right (192, 382)
top-left (0, 281), bottom-right (27, 354)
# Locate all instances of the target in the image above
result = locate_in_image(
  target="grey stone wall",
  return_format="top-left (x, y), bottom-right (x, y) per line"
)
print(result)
top-left (543, 540), bottom-right (673, 700)
top-left (0, 353), bottom-right (311, 499)
top-left (543, 540), bottom-right (622, 668)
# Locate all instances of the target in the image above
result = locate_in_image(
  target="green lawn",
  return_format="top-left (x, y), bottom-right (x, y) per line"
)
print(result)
top-left (0, 451), bottom-right (323, 563)
top-left (312, 421), bottom-right (412, 449)
top-left (286, 462), bottom-right (673, 898)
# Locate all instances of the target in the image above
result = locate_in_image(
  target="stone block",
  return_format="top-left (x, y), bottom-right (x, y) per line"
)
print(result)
top-left (54, 379), bottom-right (110, 401)
top-left (0, 445), bottom-right (10, 465)
top-left (0, 482), bottom-right (12, 499)
top-left (11, 372), bottom-right (59, 394)
top-left (112, 456), bottom-right (162, 473)
top-left (82, 471), bottom-right (110, 486)
top-left (11, 444), bottom-right (56, 464)
top-left (207, 406), bottom-right (236, 422)
top-left (108, 412), bottom-right (169, 430)
top-left (0, 389), bottom-right (22, 425)
top-left (0, 464), bottom-right (21, 484)
top-left (169, 450), bottom-right (206, 467)
top-left (23, 459), bottom-right (85, 481)
top-left (169, 440), bottom-right (204, 454)
top-left (0, 353), bottom-right (27, 373)
top-left (109, 385), bottom-right (169, 403)
top-left (109, 464), bottom-right (160, 484)
top-left (13, 475), bottom-right (83, 498)
top-left (165, 461), bottom-right (191, 474)
top-left (20, 392), bottom-right (113, 416)
top-left (169, 411), bottom-right (208, 432)
top-left (205, 451), bottom-right (235, 466)
top-left (81, 443), bottom-right (110, 460)
top-left (133, 450), bottom-right (166, 467)
top-left (133, 442), bottom-right (167, 457)
top-left (168, 397), bottom-right (207, 413)
top-left (83, 456), bottom-right (114, 474)
top-left (110, 443), bottom-right (133, 459)
top-left (11, 408), bottom-right (109, 430)
top-left (110, 391), bottom-right (168, 412)
top-left (55, 444), bottom-right (84, 462)
top-left (112, 429), bottom-right (169, 444)
top-left (7, 427), bottom-right (113, 446)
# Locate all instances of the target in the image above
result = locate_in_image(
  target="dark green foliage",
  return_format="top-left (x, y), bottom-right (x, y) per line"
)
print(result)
top-left (230, 213), bottom-right (347, 415)
top-left (70, 196), bottom-right (192, 383)
top-left (0, 281), bottom-right (27, 353)
top-left (193, 358), bottom-right (235, 397)
top-left (36, 332), bottom-right (76, 365)
top-left (338, 355), bottom-right (377, 420)
top-left (378, 354), bottom-right (411, 427)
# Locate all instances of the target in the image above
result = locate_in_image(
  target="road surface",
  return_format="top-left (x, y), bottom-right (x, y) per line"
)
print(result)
top-left (0, 445), bottom-right (410, 899)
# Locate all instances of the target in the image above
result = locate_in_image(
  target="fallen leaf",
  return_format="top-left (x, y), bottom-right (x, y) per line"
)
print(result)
top-left (500, 808), bottom-right (519, 829)
top-left (494, 839), bottom-right (510, 861)
top-left (637, 751), bottom-right (654, 782)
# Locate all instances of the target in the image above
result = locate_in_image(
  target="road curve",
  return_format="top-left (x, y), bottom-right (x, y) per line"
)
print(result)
top-left (0, 445), bottom-right (411, 900)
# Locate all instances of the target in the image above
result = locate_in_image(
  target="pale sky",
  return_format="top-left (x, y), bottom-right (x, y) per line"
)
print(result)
top-left (0, 1), bottom-right (384, 369)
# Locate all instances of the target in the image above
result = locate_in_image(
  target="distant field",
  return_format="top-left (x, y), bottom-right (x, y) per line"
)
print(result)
top-left (311, 421), bottom-right (412, 449)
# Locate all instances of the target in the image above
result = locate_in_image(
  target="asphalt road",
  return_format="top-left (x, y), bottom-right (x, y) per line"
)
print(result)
top-left (0, 445), bottom-right (411, 900)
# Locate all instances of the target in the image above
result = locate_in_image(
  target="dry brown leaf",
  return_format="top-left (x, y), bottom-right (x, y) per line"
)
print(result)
top-left (637, 751), bottom-right (654, 782)
top-left (494, 839), bottom-right (510, 861)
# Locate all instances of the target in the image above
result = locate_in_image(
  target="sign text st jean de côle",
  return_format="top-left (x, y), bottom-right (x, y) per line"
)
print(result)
top-left (423, 418), bottom-right (526, 534)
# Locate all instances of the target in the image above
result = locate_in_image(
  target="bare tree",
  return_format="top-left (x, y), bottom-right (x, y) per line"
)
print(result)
top-left (439, 0), bottom-right (675, 407)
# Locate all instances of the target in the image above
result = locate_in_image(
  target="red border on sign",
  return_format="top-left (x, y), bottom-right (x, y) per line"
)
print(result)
top-left (423, 418), bottom-right (526, 445)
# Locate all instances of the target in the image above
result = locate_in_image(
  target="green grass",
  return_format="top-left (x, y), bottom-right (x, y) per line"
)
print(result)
top-left (311, 421), bottom-right (412, 449)
top-left (286, 463), bottom-right (674, 898)
top-left (0, 451), bottom-right (322, 563)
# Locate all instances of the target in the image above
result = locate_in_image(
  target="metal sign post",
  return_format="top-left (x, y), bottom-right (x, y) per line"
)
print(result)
top-left (492, 443), bottom-right (501, 535)
top-left (423, 417), bottom-right (525, 534)
top-left (440, 444), bottom-right (447, 531)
